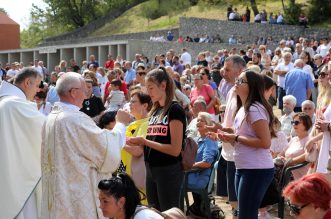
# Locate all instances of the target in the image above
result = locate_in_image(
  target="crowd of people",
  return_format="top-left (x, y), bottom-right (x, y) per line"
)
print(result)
top-left (1, 34), bottom-right (331, 219)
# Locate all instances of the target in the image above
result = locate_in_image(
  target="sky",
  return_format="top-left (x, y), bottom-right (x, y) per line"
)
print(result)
top-left (0, 0), bottom-right (46, 30)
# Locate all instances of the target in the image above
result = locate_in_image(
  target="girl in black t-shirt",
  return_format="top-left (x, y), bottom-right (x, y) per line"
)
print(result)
top-left (127, 67), bottom-right (186, 211)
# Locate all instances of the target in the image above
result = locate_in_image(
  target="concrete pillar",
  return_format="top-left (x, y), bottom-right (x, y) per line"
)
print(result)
top-left (74, 47), bottom-right (87, 67)
top-left (21, 52), bottom-right (34, 66)
top-left (8, 53), bottom-right (20, 63)
top-left (118, 44), bottom-right (126, 60)
top-left (99, 45), bottom-right (109, 68)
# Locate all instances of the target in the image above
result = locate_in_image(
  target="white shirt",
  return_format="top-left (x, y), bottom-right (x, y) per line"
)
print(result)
top-left (302, 64), bottom-right (314, 81)
top-left (229, 12), bottom-right (236, 20)
top-left (181, 52), bottom-right (192, 65)
top-left (316, 44), bottom-right (331, 58)
top-left (275, 62), bottom-right (294, 88)
top-left (277, 15), bottom-right (283, 23)
top-left (6, 69), bottom-right (18, 78)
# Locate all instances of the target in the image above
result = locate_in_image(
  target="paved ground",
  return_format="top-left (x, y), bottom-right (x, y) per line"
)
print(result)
top-left (186, 192), bottom-right (291, 219)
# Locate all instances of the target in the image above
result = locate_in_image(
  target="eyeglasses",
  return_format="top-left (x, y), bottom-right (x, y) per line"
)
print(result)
top-left (137, 72), bottom-right (146, 76)
top-left (291, 120), bottom-right (301, 126)
top-left (319, 72), bottom-right (327, 78)
top-left (286, 200), bottom-right (309, 215)
top-left (235, 78), bottom-right (248, 85)
top-left (303, 107), bottom-right (313, 110)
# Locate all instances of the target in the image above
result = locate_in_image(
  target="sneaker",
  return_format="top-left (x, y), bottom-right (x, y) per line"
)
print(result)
top-left (258, 211), bottom-right (274, 219)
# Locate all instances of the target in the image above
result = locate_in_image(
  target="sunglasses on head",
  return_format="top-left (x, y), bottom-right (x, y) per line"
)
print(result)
top-left (319, 72), bottom-right (327, 78)
top-left (286, 200), bottom-right (309, 215)
top-left (291, 120), bottom-right (301, 126)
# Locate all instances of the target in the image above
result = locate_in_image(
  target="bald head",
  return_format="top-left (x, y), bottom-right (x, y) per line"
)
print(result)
top-left (294, 59), bottom-right (304, 69)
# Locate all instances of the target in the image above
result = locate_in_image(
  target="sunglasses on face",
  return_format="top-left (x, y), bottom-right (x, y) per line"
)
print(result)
top-left (319, 72), bottom-right (327, 78)
top-left (286, 200), bottom-right (309, 215)
top-left (291, 120), bottom-right (301, 126)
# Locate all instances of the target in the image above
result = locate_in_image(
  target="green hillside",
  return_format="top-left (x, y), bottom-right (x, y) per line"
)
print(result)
top-left (91, 0), bottom-right (316, 37)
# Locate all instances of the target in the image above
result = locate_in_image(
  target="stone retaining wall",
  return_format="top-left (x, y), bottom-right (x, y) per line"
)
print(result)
top-left (179, 17), bottom-right (331, 45)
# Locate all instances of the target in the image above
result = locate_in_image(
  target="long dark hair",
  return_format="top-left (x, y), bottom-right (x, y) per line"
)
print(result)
top-left (146, 66), bottom-right (175, 119)
top-left (236, 70), bottom-right (276, 137)
top-left (98, 173), bottom-right (144, 219)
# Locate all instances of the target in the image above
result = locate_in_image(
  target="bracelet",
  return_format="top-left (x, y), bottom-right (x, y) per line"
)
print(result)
top-left (235, 135), bottom-right (239, 142)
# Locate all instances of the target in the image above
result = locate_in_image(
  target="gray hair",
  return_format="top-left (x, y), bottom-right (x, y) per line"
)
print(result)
top-left (225, 55), bottom-right (247, 70)
top-left (283, 95), bottom-right (297, 107)
top-left (193, 97), bottom-right (207, 110)
top-left (198, 112), bottom-right (213, 126)
top-left (56, 72), bottom-right (83, 97)
top-left (301, 100), bottom-right (315, 109)
top-left (14, 67), bottom-right (41, 85)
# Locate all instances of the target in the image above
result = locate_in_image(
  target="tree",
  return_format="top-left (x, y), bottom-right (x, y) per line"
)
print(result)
top-left (0, 8), bottom-right (8, 15)
top-left (250, 0), bottom-right (259, 16)
top-left (308, 0), bottom-right (331, 24)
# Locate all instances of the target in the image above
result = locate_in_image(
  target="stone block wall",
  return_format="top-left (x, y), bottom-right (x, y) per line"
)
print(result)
top-left (179, 17), bottom-right (331, 45)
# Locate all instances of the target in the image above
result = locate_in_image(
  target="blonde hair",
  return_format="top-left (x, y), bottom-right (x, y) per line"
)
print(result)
top-left (317, 65), bottom-right (331, 109)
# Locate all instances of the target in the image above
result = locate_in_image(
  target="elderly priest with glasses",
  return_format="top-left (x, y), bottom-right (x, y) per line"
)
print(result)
top-left (41, 72), bottom-right (130, 219)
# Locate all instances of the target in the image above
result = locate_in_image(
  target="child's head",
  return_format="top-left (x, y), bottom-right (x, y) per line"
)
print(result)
top-left (98, 111), bottom-right (117, 130)
top-left (110, 79), bottom-right (122, 91)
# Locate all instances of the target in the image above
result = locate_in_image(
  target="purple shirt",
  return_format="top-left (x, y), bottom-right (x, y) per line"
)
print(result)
top-left (233, 103), bottom-right (274, 169)
top-left (173, 63), bottom-right (184, 75)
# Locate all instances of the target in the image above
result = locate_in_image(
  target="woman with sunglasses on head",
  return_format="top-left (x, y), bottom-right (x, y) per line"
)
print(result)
top-left (98, 173), bottom-right (163, 219)
top-left (208, 70), bottom-right (276, 218)
top-left (126, 67), bottom-right (186, 211)
top-left (190, 73), bottom-right (216, 115)
top-left (199, 67), bottom-right (218, 95)
top-left (282, 173), bottom-right (331, 219)
top-left (275, 113), bottom-right (312, 180)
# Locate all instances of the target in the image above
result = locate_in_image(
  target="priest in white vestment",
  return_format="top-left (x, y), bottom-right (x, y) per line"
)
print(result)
top-left (0, 68), bottom-right (45, 219)
top-left (41, 72), bottom-right (130, 219)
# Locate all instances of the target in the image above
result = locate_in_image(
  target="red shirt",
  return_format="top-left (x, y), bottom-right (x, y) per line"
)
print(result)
top-left (323, 209), bottom-right (331, 219)
top-left (104, 80), bottom-right (128, 100)
top-left (104, 60), bottom-right (114, 70)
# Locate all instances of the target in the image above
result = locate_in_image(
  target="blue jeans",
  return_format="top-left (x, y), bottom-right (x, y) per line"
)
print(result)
top-left (235, 168), bottom-right (274, 219)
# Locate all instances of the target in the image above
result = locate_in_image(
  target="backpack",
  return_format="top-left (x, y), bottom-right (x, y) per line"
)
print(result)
top-left (181, 135), bottom-right (198, 171)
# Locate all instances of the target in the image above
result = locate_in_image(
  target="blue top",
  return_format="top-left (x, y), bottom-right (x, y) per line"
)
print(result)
top-left (285, 68), bottom-right (314, 107)
top-left (188, 137), bottom-right (218, 190)
top-left (124, 68), bottom-right (136, 84)
top-left (46, 85), bottom-right (60, 105)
